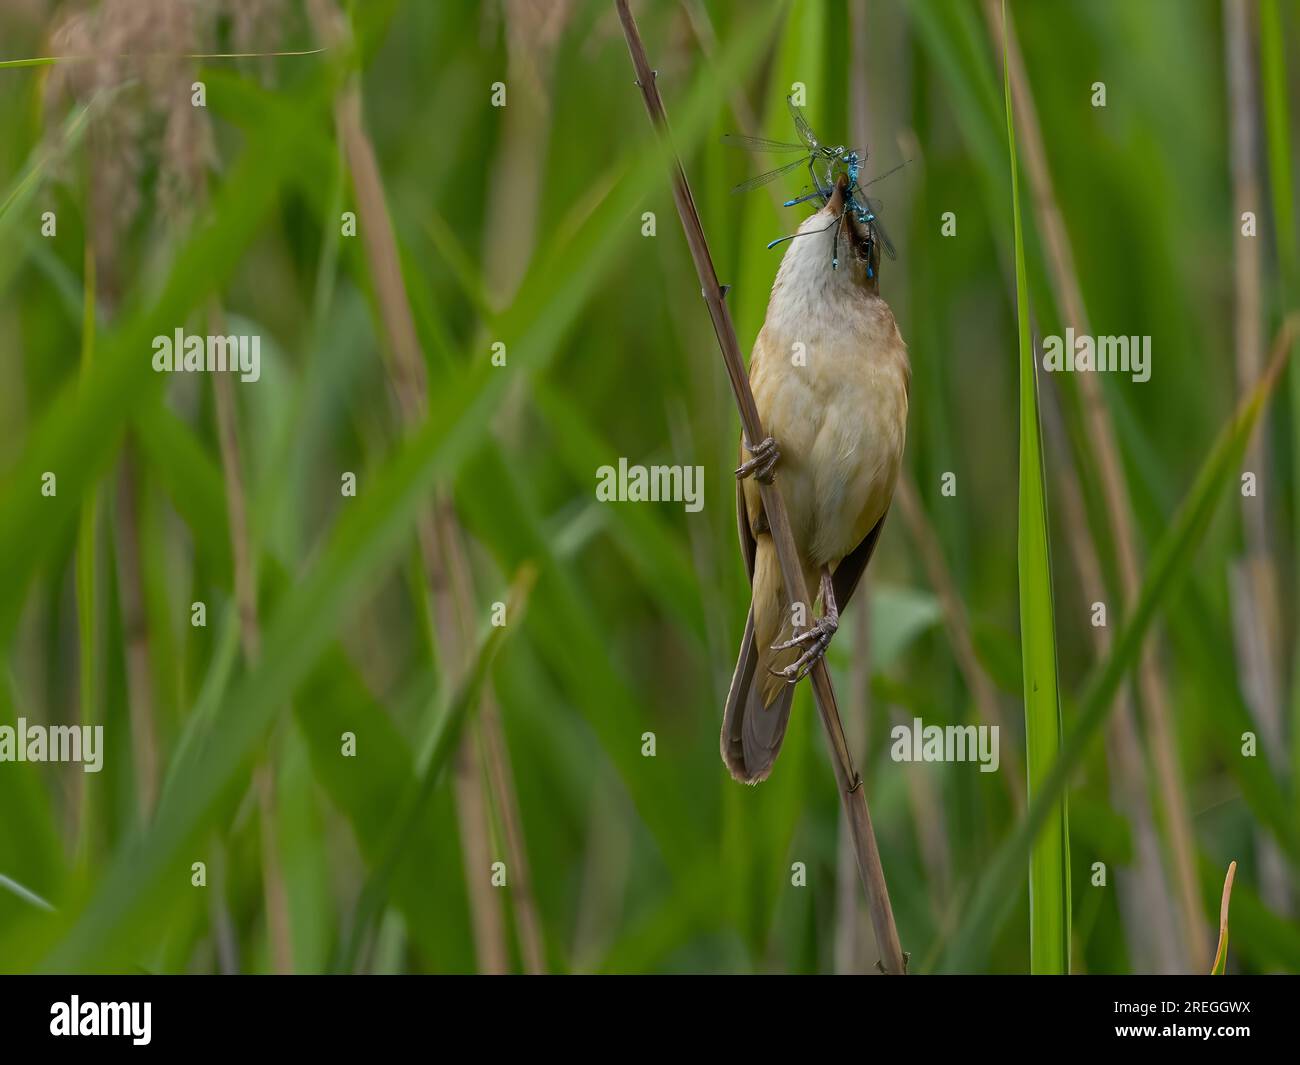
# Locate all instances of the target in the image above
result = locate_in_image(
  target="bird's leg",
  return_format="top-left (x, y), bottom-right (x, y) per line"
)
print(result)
top-left (770, 566), bottom-right (839, 683)
top-left (735, 435), bottom-right (780, 484)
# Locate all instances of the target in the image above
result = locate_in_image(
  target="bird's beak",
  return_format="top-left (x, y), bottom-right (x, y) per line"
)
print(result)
top-left (825, 172), bottom-right (849, 216)
top-left (828, 173), bottom-right (876, 270)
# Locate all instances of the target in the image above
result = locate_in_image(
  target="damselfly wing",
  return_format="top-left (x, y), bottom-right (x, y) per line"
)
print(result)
top-left (728, 155), bottom-right (815, 195)
top-left (718, 133), bottom-right (808, 154)
top-left (855, 197), bottom-right (896, 260)
top-left (786, 97), bottom-right (821, 151)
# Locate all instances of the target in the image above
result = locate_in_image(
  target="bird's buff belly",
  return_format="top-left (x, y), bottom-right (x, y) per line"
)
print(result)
top-left (752, 350), bottom-right (907, 568)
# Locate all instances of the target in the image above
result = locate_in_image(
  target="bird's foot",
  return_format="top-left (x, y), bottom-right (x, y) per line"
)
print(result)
top-left (768, 610), bottom-right (838, 683)
top-left (735, 435), bottom-right (779, 484)
top-left (768, 568), bottom-right (839, 684)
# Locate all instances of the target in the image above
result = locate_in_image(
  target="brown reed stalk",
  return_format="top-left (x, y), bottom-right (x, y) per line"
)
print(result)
top-left (1211, 860), bottom-right (1238, 973)
top-left (894, 704), bottom-right (952, 914)
top-left (112, 445), bottom-right (159, 819)
top-left (835, 588), bottom-right (875, 973)
top-left (437, 500), bottom-right (547, 973)
top-left (337, 76), bottom-right (506, 970)
top-left (308, 0), bottom-right (546, 974)
top-left (210, 308), bottom-right (295, 976)
top-left (1223, 0), bottom-right (1291, 920)
top-left (473, 0), bottom-right (574, 974)
top-left (50, 0), bottom-right (226, 925)
top-left (169, 7), bottom-right (293, 973)
top-left (615, 0), bottom-right (905, 973)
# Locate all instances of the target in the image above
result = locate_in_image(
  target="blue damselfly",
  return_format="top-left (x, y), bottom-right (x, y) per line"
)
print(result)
top-left (724, 97), bottom-right (904, 278)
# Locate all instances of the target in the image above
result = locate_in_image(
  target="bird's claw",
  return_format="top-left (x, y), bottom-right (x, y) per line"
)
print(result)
top-left (768, 612), bottom-right (838, 684)
top-left (770, 610), bottom-right (839, 653)
top-left (736, 436), bottom-right (779, 484)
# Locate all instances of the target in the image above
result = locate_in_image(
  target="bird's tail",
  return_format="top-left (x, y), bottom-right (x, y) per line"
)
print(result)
top-left (721, 537), bottom-right (814, 783)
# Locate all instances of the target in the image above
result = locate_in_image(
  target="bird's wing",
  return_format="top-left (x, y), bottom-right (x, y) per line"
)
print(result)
top-left (831, 508), bottom-right (890, 611)
top-left (739, 445), bottom-right (888, 614)
top-left (736, 469), bottom-right (757, 582)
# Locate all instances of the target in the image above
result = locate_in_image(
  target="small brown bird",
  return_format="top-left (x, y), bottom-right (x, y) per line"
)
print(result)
top-left (722, 174), bottom-right (910, 783)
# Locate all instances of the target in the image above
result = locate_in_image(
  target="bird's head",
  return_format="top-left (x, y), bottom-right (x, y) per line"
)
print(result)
top-left (770, 173), bottom-right (882, 309)
top-left (824, 173), bottom-right (881, 291)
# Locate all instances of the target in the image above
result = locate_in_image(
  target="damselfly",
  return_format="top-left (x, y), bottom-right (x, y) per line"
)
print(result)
top-left (721, 97), bottom-right (854, 198)
top-left (724, 97), bottom-right (903, 278)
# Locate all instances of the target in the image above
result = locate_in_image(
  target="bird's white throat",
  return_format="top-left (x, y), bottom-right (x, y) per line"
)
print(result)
top-left (765, 206), bottom-right (874, 343)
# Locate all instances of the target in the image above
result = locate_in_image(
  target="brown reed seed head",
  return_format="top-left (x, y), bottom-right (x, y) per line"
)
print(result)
top-left (227, 0), bottom-right (282, 57)
top-left (41, 0), bottom-right (257, 267)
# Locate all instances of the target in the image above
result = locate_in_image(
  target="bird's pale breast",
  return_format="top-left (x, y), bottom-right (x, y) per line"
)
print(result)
top-left (744, 248), bottom-right (909, 571)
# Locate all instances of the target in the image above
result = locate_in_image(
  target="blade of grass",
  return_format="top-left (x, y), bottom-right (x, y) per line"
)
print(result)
top-left (0, 874), bottom-right (55, 913)
top-left (0, 97), bottom-right (95, 228)
top-left (1001, 0), bottom-right (1069, 973)
top-left (0, 677), bottom-right (64, 918)
top-left (275, 732), bottom-right (332, 973)
top-left (533, 380), bottom-right (708, 639)
top-left (0, 81), bottom-right (332, 646)
top-left (334, 566), bottom-right (535, 972)
top-left (455, 443), bottom-right (705, 869)
top-left (24, 353), bottom-right (544, 969)
top-left (131, 406), bottom-right (233, 582)
top-left (402, 211), bottom-right (711, 642)
top-left (944, 314), bottom-right (1300, 971)
top-left (1198, 855), bottom-right (1300, 971)
top-left (0, 50), bottom-right (324, 71)
top-left (984, 0), bottom-right (1208, 966)
top-left (124, 271), bottom-right (708, 955)
top-left (310, 0), bottom-right (525, 971)
top-left (73, 242), bottom-right (99, 862)
top-left (1259, 0), bottom-right (1300, 801)
top-left (293, 656), bottom-right (473, 970)
top-left (146, 521), bottom-right (473, 972)
top-left (1211, 860), bottom-right (1236, 974)
top-left (209, 301), bottom-right (294, 975)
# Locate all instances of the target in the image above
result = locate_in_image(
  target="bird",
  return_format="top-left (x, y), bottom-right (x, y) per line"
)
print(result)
top-left (722, 172), bottom-right (910, 784)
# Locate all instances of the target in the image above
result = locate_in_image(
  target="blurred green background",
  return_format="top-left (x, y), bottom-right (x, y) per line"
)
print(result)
top-left (1, 0), bottom-right (1297, 974)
